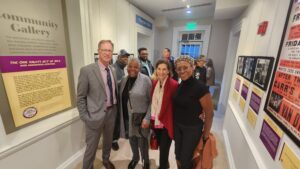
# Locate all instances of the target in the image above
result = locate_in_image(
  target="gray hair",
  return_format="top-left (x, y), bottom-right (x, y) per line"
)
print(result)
top-left (128, 57), bottom-right (140, 68)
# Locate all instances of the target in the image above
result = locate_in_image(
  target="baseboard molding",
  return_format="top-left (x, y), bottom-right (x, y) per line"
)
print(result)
top-left (222, 129), bottom-right (236, 169)
top-left (56, 147), bottom-right (86, 169)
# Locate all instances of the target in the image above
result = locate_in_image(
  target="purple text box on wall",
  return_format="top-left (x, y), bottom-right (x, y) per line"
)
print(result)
top-left (259, 120), bottom-right (281, 160)
top-left (250, 92), bottom-right (262, 114)
top-left (241, 84), bottom-right (249, 100)
top-left (0, 56), bottom-right (66, 73)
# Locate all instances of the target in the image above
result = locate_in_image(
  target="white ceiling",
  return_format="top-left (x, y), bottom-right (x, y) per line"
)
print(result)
top-left (128, 0), bottom-right (249, 21)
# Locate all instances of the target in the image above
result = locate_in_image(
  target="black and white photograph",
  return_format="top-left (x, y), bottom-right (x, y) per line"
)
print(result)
top-left (237, 56), bottom-right (245, 75)
top-left (268, 92), bottom-right (283, 112)
top-left (253, 57), bottom-right (274, 90)
top-left (242, 57), bottom-right (256, 80)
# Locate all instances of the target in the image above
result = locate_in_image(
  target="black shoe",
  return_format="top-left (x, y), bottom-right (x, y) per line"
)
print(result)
top-left (128, 160), bottom-right (138, 169)
top-left (143, 162), bottom-right (150, 169)
top-left (112, 142), bottom-right (119, 151)
top-left (158, 161), bottom-right (170, 169)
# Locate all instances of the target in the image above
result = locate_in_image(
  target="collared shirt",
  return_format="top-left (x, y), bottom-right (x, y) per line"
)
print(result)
top-left (141, 60), bottom-right (152, 76)
top-left (98, 61), bottom-right (117, 107)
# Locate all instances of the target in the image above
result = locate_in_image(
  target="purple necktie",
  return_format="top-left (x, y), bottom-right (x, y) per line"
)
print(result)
top-left (105, 67), bottom-right (113, 105)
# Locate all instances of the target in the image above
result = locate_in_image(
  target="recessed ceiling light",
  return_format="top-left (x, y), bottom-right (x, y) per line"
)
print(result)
top-left (186, 10), bottom-right (191, 14)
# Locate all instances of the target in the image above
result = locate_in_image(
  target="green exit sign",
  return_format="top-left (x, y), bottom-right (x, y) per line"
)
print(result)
top-left (186, 22), bottom-right (197, 30)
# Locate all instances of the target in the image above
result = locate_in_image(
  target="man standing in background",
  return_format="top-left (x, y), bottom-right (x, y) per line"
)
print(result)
top-left (138, 47), bottom-right (154, 77)
top-left (77, 40), bottom-right (117, 169)
top-left (111, 49), bottom-right (130, 150)
top-left (162, 48), bottom-right (178, 81)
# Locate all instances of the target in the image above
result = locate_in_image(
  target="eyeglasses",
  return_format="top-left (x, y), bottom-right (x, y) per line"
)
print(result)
top-left (100, 49), bottom-right (113, 53)
top-left (176, 66), bottom-right (189, 73)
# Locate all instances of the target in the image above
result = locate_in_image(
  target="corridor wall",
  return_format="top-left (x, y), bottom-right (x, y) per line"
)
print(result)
top-left (223, 0), bottom-right (300, 169)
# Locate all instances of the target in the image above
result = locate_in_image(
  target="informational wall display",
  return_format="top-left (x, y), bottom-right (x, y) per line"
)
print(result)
top-left (234, 76), bottom-right (241, 92)
top-left (236, 56), bottom-right (274, 90)
top-left (236, 56), bottom-right (245, 75)
top-left (232, 76), bottom-right (242, 101)
top-left (242, 57), bottom-right (256, 81)
top-left (260, 115), bottom-right (283, 160)
top-left (247, 87), bottom-right (264, 128)
top-left (239, 81), bottom-right (250, 112)
top-left (253, 57), bottom-right (274, 90)
top-left (0, 0), bottom-right (74, 133)
top-left (279, 143), bottom-right (300, 169)
top-left (136, 15), bottom-right (152, 30)
top-left (264, 0), bottom-right (300, 147)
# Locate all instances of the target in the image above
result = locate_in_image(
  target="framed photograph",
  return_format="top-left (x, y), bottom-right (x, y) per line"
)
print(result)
top-left (264, 0), bottom-right (300, 147)
top-left (253, 57), bottom-right (274, 90)
top-left (236, 56), bottom-right (245, 75)
top-left (242, 57), bottom-right (257, 81)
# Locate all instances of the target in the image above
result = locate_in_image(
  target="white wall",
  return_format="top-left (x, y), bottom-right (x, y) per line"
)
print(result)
top-left (155, 19), bottom-right (231, 83)
top-left (83, 0), bottom-right (155, 60)
top-left (223, 0), bottom-right (300, 169)
top-left (0, 0), bottom-right (155, 169)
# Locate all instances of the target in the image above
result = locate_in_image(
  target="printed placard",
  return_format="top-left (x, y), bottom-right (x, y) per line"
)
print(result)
top-left (249, 87), bottom-right (264, 114)
top-left (0, 0), bottom-right (74, 132)
top-left (264, 0), bottom-right (300, 147)
top-left (279, 143), bottom-right (300, 169)
top-left (247, 108), bottom-right (257, 128)
top-left (260, 115), bottom-right (283, 160)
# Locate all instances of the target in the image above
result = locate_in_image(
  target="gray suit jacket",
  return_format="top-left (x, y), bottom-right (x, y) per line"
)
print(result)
top-left (119, 73), bottom-right (152, 137)
top-left (77, 62), bottom-right (118, 129)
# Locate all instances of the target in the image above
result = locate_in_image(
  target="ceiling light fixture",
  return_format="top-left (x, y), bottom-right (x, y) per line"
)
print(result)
top-left (186, 10), bottom-right (191, 14)
top-left (186, 4), bottom-right (190, 8)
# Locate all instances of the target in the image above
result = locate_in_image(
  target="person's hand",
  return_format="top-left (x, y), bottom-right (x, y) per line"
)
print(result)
top-left (203, 135), bottom-right (209, 144)
top-left (199, 112), bottom-right (205, 121)
top-left (141, 119), bottom-right (150, 129)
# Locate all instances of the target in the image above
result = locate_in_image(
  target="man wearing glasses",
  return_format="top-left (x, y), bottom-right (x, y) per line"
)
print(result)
top-left (77, 40), bottom-right (117, 169)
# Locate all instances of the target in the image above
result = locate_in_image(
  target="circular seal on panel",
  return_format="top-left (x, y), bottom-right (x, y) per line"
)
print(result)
top-left (23, 107), bottom-right (37, 118)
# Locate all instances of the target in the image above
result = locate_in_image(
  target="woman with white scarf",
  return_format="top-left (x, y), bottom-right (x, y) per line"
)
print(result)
top-left (150, 59), bottom-right (178, 169)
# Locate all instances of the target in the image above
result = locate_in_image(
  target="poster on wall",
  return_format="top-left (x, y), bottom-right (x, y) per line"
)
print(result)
top-left (279, 143), bottom-right (300, 169)
top-left (232, 76), bottom-right (241, 101)
top-left (260, 115), bottom-right (283, 160)
top-left (239, 80), bottom-right (250, 112)
top-left (0, 0), bottom-right (74, 133)
top-left (253, 57), bottom-right (274, 90)
top-left (264, 0), bottom-right (300, 147)
top-left (247, 87), bottom-right (264, 128)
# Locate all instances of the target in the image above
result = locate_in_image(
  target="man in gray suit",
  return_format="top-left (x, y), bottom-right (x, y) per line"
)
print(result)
top-left (77, 40), bottom-right (117, 169)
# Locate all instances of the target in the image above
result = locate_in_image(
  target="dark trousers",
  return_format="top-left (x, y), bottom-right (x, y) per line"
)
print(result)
top-left (154, 128), bottom-right (172, 169)
top-left (174, 123), bottom-right (203, 169)
top-left (129, 136), bottom-right (149, 164)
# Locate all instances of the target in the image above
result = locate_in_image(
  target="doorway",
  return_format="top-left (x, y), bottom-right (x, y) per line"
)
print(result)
top-left (217, 29), bottom-right (241, 114)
